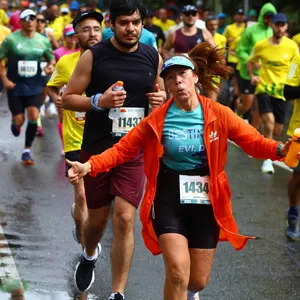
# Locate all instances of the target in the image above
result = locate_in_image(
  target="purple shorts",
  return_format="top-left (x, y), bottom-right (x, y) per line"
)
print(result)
top-left (81, 150), bottom-right (145, 209)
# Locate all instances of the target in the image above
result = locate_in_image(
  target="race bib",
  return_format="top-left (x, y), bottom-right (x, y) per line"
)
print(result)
top-left (111, 107), bottom-right (144, 137)
top-left (179, 175), bottom-right (211, 205)
top-left (74, 111), bottom-right (85, 121)
top-left (18, 60), bottom-right (38, 78)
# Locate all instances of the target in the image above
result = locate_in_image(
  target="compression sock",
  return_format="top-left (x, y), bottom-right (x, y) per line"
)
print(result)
top-left (288, 206), bottom-right (299, 217)
top-left (25, 121), bottom-right (37, 147)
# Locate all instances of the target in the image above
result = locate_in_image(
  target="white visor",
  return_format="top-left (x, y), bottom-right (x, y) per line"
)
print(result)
top-left (20, 9), bottom-right (36, 21)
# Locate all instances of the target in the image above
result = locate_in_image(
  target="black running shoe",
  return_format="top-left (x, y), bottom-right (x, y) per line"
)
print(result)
top-left (11, 123), bottom-right (21, 137)
top-left (108, 292), bottom-right (125, 300)
top-left (74, 243), bottom-right (101, 291)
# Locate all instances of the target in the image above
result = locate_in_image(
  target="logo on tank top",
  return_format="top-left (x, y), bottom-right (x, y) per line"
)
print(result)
top-left (196, 38), bottom-right (203, 44)
top-left (17, 42), bottom-right (22, 49)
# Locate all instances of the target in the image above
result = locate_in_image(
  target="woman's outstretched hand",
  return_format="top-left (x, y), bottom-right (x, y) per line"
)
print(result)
top-left (66, 159), bottom-right (91, 185)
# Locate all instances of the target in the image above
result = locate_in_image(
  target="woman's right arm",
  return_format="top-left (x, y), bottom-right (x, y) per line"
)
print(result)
top-left (67, 118), bottom-right (151, 184)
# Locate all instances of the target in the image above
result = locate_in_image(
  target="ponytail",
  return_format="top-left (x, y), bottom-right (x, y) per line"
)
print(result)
top-left (185, 42), bottom-right (233, 93)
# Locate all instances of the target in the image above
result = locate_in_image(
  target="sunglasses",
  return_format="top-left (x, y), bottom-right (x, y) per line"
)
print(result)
top-left (22, 15), bottom-right (36, 22)
top-left (37, 18), bottom-right (46, 23)
top-left (183, 11), bottom-right (197, 17)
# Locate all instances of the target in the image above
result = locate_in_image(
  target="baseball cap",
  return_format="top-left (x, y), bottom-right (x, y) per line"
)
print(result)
top-left (217, 12), bottom-right (226, 19)
top-left (19, 9), bottom-right (36, 20)
top-left (182, 5), bottom-right (197, 13)
top-left (60, 7), bottom-right (69, 14)
top-left (160, 55), bottom-right (195, 78)
top-left (235, 8), bottom-right (244, 15)
top-left (272, 13), bottom-right (287, 24)
top-left (264, 11), bottom-right (274, 18)
top-left (64, 24), bottom-right (75, 36)
top-left (248, 9), bottom-right (257, 18)
top-left (70, 1), bottom-right (80, 11)
top-left (72, 10), bottom-right (104, 29)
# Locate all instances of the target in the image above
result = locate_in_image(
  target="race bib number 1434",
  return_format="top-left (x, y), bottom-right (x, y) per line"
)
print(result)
top-left (179, 175), bottom-right (211, 205)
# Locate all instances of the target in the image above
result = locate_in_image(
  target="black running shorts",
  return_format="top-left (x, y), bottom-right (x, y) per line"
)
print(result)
top-left (7, 93), bottom-right (43, 116)
top-left (151, 163), bottom-right (220, 249)
top-left (256, 93), bottom-right (287, 124)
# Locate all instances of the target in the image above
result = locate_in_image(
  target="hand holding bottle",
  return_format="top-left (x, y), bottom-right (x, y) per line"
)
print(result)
top-left (99, 81), bottom-right (126, 110)
top-left (284, 128), bottom-right (300, 168)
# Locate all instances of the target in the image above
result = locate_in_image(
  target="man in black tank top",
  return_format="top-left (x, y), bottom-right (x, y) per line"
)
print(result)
top-left (62, 0), bottom-right (166, 297)
top-left (162, 5), bottom-right (215, 59)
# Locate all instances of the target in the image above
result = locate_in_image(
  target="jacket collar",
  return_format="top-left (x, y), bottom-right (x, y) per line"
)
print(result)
top-left (148, 94), bottom-right (217, 140)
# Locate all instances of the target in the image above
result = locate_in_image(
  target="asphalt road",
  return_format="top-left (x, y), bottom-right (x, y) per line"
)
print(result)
top-left (0, 93), bottom-right (300, 300)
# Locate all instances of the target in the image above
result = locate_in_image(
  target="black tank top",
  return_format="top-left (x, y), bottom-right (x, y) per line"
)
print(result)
top-left (174, 28), bottom-right (205, 53)
top-left (82, 40), bottom-right (159, 154)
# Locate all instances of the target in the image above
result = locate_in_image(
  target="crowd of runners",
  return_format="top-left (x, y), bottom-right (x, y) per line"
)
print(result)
top-left (0, 0), bottom-right (300, 299)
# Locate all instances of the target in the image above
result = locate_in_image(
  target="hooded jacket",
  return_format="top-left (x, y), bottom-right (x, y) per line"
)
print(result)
top-left (236, 3), bottom-right (277, 80)
top-left (88, 95), bottom-right (281, 255)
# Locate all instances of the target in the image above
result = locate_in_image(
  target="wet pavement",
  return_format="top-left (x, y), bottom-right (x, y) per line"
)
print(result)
top-left (0, 93), bottom-right (300, 300)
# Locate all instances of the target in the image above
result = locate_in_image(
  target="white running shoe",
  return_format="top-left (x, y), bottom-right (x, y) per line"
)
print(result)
top-left (193, 293), bottom-right (200, 300)
top-left (40, 104), bottom-right (46, 117)
top-left (46, 102), bottom-right (58, 117)
top-left (261, 159), bottom-right (275, 174)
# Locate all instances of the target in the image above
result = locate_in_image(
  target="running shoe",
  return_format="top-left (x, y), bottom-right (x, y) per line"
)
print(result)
top-left (11, 123), bottom-right (21, 137)
top-left (261, 159), bottom-right (275, 174)
top-left (71, 203), bottom-right (80, 244)
top-left (46, 102), bottom-right (58, 117)
top-left (286, 214), bottom-right (299, 240)
top-left (73, 225), bottom-right (81, 244)
top-left (74, 243), bottom-right (101, 291)
top-left (40, 104), bottom-right (46, 117)
top-left (21, 152), bottom-right (35, 165)
top-left (108, 293), bottom-right (125, 300)
top-left (194, 293), bottom-right (200, 300)
top-left (36, 126), bottom-right (44, 137)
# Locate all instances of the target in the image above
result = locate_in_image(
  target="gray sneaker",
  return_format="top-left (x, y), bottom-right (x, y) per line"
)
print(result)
top-left (286, 214), bottom-right (299, 240)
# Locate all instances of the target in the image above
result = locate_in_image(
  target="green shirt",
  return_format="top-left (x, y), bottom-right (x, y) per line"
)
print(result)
top-left (0, 30), bottom-right (53, 96)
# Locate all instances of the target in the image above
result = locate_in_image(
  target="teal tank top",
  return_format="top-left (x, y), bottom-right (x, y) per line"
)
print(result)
top-left (162, 102), bottom-right (208, 171)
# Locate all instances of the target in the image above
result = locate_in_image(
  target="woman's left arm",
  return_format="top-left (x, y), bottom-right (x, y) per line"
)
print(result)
top-left (224, 105), bottom-right (284, 160)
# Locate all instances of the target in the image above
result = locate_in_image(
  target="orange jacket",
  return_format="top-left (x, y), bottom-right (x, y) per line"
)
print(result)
top-left (89, 95), bottom-right (281, 255)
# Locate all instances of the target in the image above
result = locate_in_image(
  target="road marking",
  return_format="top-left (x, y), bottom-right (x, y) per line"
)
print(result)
top-left (0, 225), bottom-right (24, 291)
top-left (228, 140), bottom-right (293, 173)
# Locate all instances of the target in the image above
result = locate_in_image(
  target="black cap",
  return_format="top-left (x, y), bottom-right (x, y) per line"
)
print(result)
top-left (235, 8), bottom-right (244, 15)
top-left (182, 5), bottom-right (197, 13)
top-left (72, 10), bottom-right (103, 29)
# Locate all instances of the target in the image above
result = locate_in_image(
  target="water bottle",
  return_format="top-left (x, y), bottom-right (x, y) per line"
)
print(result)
top-left (108, 81), bottom-right (124, 120)
top-left (285, 128), bottom-right (300, 168)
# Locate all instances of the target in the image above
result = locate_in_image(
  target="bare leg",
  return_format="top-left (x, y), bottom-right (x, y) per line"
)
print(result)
top-left (111, 196), bottom-right (136, 293)
top-left (159, 233), bottom-right (190, 300)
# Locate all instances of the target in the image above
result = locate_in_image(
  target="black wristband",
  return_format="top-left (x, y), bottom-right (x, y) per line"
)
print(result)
top-left (276, 143), bottom-right (284, 157)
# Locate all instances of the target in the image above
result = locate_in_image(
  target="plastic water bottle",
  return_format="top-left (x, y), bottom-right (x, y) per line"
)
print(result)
top-left (108, 81), bottom-right (124, 120)
top-left (285, 128), bottom-right (300, 168)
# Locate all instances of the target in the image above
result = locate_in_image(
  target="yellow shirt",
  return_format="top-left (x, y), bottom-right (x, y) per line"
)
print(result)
top-left (223, 23), bottom-right (245, 64)
top-left (0, 25), bottom-right (11, 44)
top-left (292, 33), bottom-right (300, 48)
top-left (249, 37), bottom-right (299, 100)
top-left (0, 9), bottom-right (8, 26)
top-left (47, 52), bottom-right (85, 152)
top-left (153, 18), bottom-right (176, 33)
top-left (48, 16), bottom-right (64, 40)
top-left (214, 32), bottom-right (227, 49)
top-left (286, 54), bottom-right (300, 136)
top-left (63, 14), bottom-right (73, 27)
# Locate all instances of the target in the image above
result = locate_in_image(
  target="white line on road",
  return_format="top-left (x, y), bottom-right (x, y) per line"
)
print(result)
top-left (0, 225), bottom-right (24, 290)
